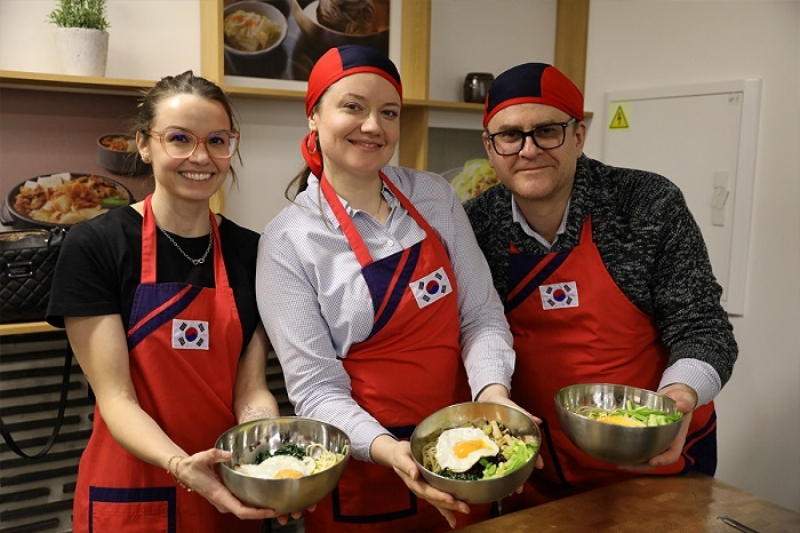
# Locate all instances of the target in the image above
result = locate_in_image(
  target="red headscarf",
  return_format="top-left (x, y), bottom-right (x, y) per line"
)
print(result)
top-left (301, 45), bottom-right (403, 176)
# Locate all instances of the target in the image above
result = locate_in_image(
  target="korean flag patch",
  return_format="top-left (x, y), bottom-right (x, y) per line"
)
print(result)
top-left (172, 319), bottom-right (209, 350)
top-left (539, 281), bottom-right (579, 310)
top-left (410, 267), bottom-right (451, 309)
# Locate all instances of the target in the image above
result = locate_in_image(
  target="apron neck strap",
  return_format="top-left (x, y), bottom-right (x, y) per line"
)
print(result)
top-left (141, 195), bottom-right (229, 287)
top-left (579, 214), bottom-right (593, 244)
top-left (320, 171), bottom-right (437, 269)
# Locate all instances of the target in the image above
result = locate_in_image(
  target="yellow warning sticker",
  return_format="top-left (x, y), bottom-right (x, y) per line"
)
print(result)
top-left (608, 104), bottom-right (630, 129)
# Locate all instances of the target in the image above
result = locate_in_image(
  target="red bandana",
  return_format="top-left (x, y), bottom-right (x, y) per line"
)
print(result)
top-left (301, 45), bottom-right (402, 176)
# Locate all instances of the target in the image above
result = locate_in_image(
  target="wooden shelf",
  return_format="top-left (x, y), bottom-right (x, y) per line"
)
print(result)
top-left (0, 321), bottom-right (60, 337)
top-left (0, 70), bottom-right (155, 94)
top-left (0, 1), bottom-right (592, 340)
top-left (405, 99), bottom-right (483, 111)
top-left (3, 0), bottom-right (589, 174)
top-left (223, 85), bottom-right (305, 101)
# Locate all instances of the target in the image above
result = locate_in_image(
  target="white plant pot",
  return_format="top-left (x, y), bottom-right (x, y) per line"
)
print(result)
top-left (54, 27), bottom-right (109, 77)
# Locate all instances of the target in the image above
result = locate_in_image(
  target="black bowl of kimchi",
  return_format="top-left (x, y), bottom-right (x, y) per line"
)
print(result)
top-left (7, 172), bottom-right (132, 228)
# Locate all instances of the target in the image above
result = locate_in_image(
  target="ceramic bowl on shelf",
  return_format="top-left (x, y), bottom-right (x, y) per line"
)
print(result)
top-left (462, 72), bottom-right (493, 103)
top-left (97, 134), bottom-right (150, 176)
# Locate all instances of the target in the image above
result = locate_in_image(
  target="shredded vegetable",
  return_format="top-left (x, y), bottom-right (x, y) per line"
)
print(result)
top-left (573, 400), bottom-right (683, 427)
top-left (449, 159), bottom-right (499, 201)
top-left (422, 419), bottom-right (538, 481)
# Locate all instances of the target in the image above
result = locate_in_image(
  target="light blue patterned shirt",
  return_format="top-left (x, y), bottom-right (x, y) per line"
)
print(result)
top-left (256, 166), bottom-right (515, 461)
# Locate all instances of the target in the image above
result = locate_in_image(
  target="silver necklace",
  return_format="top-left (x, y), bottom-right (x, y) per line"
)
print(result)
top-left (157, 222), bottom-right (213, 266)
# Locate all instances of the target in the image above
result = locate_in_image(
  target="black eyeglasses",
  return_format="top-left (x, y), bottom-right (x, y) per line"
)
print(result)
top-left (147, 129), bottom-right (240, 159)
top-left (487, 118), bottom-right (577, 156)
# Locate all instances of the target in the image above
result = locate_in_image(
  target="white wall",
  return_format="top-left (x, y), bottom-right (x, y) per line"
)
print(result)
top-left (226, 96), bottom-right (307, 231)
top-left (583, 0), bottom-right (800, 512)
top-left (2, 0), bottom-right (798, 515)
top-left (429, 0), bottom-right (557, 102)
top-left (0, 0), bottom-right (201, 80)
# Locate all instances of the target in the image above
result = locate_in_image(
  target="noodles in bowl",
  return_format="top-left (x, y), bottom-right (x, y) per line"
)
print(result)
top-left (315, 0), bottom-right (390, 34)
top-left (215, 417), bottom-right (350, 513)
top-left (410, 402), bottom-right (540, 503)
top-left (291, 0), bottom-right (390, 50)
top-left (420, 419), bottom-right (537, 482)
top-left (235, 442), bottom-right (344, 480)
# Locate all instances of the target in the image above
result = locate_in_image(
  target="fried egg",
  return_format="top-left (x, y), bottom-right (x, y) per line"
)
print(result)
top-left (434, 427), bottom-right (499, 473)
top-left (597, 416), bottom-right (646, 427)
top-left (237, 454), bottom-right (316, 480)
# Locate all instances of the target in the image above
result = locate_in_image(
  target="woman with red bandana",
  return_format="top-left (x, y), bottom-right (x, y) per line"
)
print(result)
top-left (47, 71), bottom-right (300, 532)
top-left (256, 46), bottom-right (536, 532)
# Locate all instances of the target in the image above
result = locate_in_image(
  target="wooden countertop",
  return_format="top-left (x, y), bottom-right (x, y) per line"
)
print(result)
top-left (459, 473), bottom-right (799, 533)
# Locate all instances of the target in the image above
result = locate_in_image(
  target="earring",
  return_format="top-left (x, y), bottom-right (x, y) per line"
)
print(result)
top-left (141, 155), bottom-right (151, 163)
top-left (305, 131), bottom-right (318, 155)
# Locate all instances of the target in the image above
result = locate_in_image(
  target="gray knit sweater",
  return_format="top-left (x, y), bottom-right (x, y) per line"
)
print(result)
top-left (463, 155), bottom-right (737, 386)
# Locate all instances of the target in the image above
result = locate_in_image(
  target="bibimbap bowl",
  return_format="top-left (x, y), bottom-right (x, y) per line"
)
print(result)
top-left (215, 417), bottom-right (350, 513)
top-left (554, 383), bottom-right (684, 464)
top-left (409, 402), bottom-right (540, 504)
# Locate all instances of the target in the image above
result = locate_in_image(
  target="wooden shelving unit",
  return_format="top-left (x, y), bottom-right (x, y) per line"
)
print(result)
top-left (0, 70), bottom-right (153, 94)
top-left (2, 0), bottom-right (589, 171)
top-left (0, 321), bottom-right (59, 337)
top-left (0, 0), bottom-right (590, 336)
top-left (197, 0), bottom-right (589, 170)
top-left (1, 0), bottom-right (591, 342)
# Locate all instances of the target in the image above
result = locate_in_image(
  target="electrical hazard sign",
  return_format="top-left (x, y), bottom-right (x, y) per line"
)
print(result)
top-left (609, 104), bottom-right (630, 129)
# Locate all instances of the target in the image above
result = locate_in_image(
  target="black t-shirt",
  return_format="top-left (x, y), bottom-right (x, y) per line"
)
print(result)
top-left (46, 206), bottom-right (261, 355)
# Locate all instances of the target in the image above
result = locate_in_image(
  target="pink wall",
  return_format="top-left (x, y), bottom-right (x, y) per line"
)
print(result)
top-left (1, 88), bottom-right (155, 228)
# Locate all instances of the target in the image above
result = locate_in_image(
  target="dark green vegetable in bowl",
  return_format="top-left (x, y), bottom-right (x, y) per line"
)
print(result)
top-left (256, 443), bottom-right (306, 463)
top-left (101, 196), bottom-right (129, 209)
top-left (410, 402), bottom-right (540, 504)
top-left (215, 417), bottom-right (350, 513)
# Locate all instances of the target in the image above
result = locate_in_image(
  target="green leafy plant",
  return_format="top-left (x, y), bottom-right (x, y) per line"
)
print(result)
top-left (47, 0), bottom-right (110, 31)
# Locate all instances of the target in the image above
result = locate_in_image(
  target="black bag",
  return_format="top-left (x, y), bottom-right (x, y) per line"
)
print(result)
top-left (0, 343), bottom-right (73, 459)
top-left (0, 228), bottom-right (66, 324)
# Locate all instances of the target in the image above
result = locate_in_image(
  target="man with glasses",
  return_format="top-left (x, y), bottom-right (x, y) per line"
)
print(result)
top-left (463, 62), bottom-right (737, 511)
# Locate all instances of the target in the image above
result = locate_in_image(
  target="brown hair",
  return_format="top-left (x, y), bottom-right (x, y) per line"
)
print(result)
top-left (284, 100), bottom-right (322, 201)
top-left (132, 70), bottom-right (242, 183)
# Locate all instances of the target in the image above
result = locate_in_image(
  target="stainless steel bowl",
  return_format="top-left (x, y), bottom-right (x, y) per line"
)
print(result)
top-left (215, 417), bottom-right (350, 514)
top-left (554, 383), bottom-right (683, 464)
top-left (409, 402), bottom-right (540, 504)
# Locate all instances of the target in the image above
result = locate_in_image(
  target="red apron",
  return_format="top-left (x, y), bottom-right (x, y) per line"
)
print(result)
top-left (503, 216), bottom-right (716, 510)
top-left (304, 174), bottom-right (489, 532)
top-left (72, 196), bottom-right (260, 533)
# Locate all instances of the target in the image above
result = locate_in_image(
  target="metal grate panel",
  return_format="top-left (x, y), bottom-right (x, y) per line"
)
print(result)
top-left (1, 332), bottom-right (301, 532)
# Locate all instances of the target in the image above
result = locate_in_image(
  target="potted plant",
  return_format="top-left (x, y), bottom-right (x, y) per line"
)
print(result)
top-left (47, 0), bottom-right (111, 77)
